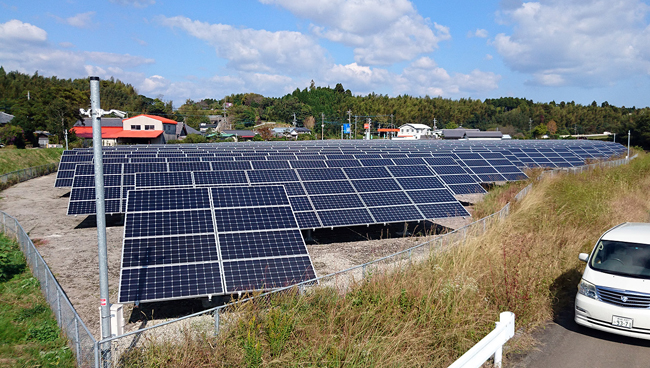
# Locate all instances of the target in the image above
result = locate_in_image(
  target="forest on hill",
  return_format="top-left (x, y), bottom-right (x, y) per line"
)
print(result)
top-left (1, 68), bottom-right (649, 148)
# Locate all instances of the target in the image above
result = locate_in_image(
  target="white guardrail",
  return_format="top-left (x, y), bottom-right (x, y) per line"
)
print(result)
top-left (448, 311), bottom-right (516, 368)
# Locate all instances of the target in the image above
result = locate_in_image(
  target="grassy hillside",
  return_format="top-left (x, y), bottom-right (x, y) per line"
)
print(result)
top-left (121, 154), bottom-right (650, 367)
top-left (0, 233), bottom-right (75, 367)
top-left (0, 148), bottom-right (62, 175)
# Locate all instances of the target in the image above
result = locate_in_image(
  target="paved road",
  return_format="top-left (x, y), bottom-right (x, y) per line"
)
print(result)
top-left (512, 309), bottom-right (650, 368)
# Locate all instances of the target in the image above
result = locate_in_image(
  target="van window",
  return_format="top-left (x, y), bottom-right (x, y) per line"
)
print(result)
top-left (590, 240), bottom-right (650, 278)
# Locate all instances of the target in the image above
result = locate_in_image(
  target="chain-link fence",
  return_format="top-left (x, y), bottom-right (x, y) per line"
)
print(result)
top-left (0, 162), bottom-right (59, 190)
top-left (1, 211), bottom-right (97, 367)
top-left (0, 155), bottom-right (637, 368)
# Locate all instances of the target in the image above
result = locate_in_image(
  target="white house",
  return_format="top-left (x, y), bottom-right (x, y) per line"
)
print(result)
top-left (397, 123), bottom-right (434, 139)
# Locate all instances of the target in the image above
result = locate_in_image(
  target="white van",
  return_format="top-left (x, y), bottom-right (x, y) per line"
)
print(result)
top-left (575, 222), bottom-right (650, 340)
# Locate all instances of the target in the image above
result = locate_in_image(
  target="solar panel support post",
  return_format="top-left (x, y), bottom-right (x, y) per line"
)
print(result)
top-left (90, 76), bottom-right (112, 363)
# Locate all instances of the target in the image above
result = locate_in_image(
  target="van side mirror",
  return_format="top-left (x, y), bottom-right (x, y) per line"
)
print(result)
top-left (579, 253), bottom-right (589, 263)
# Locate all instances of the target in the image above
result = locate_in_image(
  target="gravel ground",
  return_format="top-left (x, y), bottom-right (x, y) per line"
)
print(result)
top-left (0, 172), bottom-right (476, 340)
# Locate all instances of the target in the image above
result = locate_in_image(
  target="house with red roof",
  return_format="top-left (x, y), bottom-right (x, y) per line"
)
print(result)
top-left (71, 115), bottom-right (179, 145)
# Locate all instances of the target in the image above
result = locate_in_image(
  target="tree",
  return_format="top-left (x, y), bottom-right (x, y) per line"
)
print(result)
top-left (303, 116), bottom-right (315, 130)
top-left (547, 119), bottom-right (557, 134)
top-left (257, 126), bottom-right (274, 141)
top-left (533, 123), bottom-right (548, 138)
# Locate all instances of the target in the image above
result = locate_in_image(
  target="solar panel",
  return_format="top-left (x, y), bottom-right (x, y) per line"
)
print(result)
top-left (118, 185), bottom-right (316, 303)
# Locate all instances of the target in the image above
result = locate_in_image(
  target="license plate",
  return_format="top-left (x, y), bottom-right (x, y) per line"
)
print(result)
top-left (612, 316), bottom-right (633, 329)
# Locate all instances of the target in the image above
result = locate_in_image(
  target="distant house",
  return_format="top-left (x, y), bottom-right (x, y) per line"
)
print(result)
top-left (0, 112), bottom-right (14, 125)
top-left (397, 124), bottom-right (434, 139)
top-left (175, 122), bottom-right (203, 139)
top-left (220, 130), bottom-right (257, 141)
top-left (199, 123), bottom-right (219, 133)
top-left (34, 131), bottom-right (51, 147)
top-left (71, 114), bottom-right (179, 145)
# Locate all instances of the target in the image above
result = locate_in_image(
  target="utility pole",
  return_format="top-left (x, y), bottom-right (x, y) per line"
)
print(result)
top-left (354, 116), bottom-right (358, 140)
top-left (390, 114), bottom-right (394, 139)
top-left (613, 133), bottom-right (616, 143)
top-left (61, 117), bottom-right (68, 150)
top-left (90, 77), bottom-right (111, 361)
top-left (321, 112), bottom-right (324, 140)
top-left (528, 118), bottom-right (532, 132)
top-left (292, 113), bottom-right (297, 127)
top-left (627, 130), bottom-right (630, 159)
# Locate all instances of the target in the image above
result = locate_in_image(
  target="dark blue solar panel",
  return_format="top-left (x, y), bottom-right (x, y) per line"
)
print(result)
top-left (469, 167), bottom-right (498, 174)
top-left (387, 165), bottom-right (434, 177)
top-left (304, 180), bottom-right (355, 195)
top-left (360, 191), bottom-right (412, 207)
top-left (122, 235), bottom-right (218, 267)
top-left (406, 189), bottom-right (456, 204)
top-left (211, 186), bottom-right (290, 208)
top-left (289, 161), bottom-right (328, 168)
top-left (55, 178), bottom-right (73, 187)
top-left (219, 230), bottom-right (306, 259)
top-left (359, 158), bottom-right (394, 167)
top-left (223, 257), bottom-right (315, 293)
top-left (439, 175), bottom-right (476, 185)
top-left (58, 163), bottom-right (77, 171)
top-left (343, 166), bottom-right (391, 179)
top-left (168, 162), bottom-right (211, 172)
top-left (297, 168), bottom-right (346, 181)
top-left (425, 157), bottom-right (457, 166)
top-left (432, 166), bottom-right (468, 175)
top-left (251, 161), bottom-right (291, 170)
top-left (294, 211), bottom-right (321, 228)
top-left (392, 158), bottom-right (426, 166)
top-left (351, 178), bottom-right (401, 192)
top-left (310, 194), bottom-right (364, 210)
top-left (119, 262), bottom-right (222, 303)
top-left (248, 169), bottom-right (299, 183)
top-left (502, 173), bottom-right (528, 181)
top-left (211, 161), bottom-right (252, 171)
top-left (448, 184), bottom-right (486, 195)
top-left (214, 207), bottom-right (296, 232)
top-left (369, 205), bottom-right (422, 223)
top-left (418, 202), bottom-right (470, 219)
top-left (57, 170), bottom-right (75, 178)
top-left (318, 208), bottom-right (374, 227)
top-left (193, 171), bottom-right (248, 186)
top-left (127, 188), bottom-right (209, 212)
top-left (397, 176), bottom-right (445, 189)
top-left (136, 172), bottom-right (194, 188)
top-left (326, 159), bottom-right (362, 168)
top-left (463, 159), bottom-right (490, 167)
top-left (126, 210), bottom-right (214, 237)
top-left (289, 196), bottom-right (313, 212)
top-left (124, 163), bottom-right (168, 174)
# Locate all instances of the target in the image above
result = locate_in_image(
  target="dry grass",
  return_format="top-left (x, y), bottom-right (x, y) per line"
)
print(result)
top-left (119, 153), bottom-right (650, 368)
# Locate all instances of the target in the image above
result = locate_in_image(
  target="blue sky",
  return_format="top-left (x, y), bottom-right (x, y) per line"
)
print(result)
top-left (1, 0), bottom-right (649, 109)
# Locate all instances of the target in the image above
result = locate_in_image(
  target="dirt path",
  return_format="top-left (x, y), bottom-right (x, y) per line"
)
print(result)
top-left (0, 172), bottom-right (473, 338)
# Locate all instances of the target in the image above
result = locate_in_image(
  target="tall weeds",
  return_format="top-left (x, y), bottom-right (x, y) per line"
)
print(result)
top-left (120, 153), bottom-right (650, 367)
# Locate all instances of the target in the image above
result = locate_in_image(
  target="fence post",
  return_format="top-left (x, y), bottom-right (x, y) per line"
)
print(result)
top-left (56, 285), bottom-right (62, 326)
top-left (214, 308), bottom-right (220, 336)
top-left (74, 317), bottom-right (82, 367)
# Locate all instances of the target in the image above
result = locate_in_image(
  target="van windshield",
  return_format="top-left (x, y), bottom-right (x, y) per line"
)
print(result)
top-left (590, 240), bottom-right (650, 278)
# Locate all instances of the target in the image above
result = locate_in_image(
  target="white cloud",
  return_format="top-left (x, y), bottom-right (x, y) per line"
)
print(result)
top-left (64, 12), bottom-right (96, 28)
top-left (473, 28), bottom-right (488, 38)
top-left (261, 0), bottom-right (450, 65)
top-left (140, 75), bottom-right (169, 93)
top-left (485, 54), bottom-right (493, 60)
top-left (394, 57), bottom-right (501, 96)
top-left (59, 41), bottom-right (75, 48)
top-left (109, 0), bottom-right (155, 8)
top-left (157, 15), bottom-right (328, 75)
top-left (493, 0), bottom-right (650, 86)
top-left (0, 19), bottom-right (47, 47)
top-left (84, 51), bottom-right (154, 67)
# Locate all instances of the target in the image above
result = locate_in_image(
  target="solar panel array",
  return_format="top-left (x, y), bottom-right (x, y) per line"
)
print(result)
top-left (55, 139), bottom-right (624, 187)
top-left (118, 185), bottom-right (316, 303)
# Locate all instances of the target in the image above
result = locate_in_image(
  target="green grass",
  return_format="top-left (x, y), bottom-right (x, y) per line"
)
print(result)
top-left (0, 147), bottom-right (63, 175)
top-left (0, 233), bottom-right (75, 368)
top-left (119, 152), bottom-right (650, 367)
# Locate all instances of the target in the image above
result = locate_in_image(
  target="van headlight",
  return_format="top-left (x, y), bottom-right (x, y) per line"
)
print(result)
top-left (578, 279), bottom-right (598, 300)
